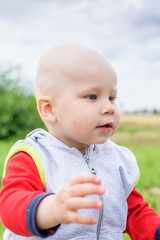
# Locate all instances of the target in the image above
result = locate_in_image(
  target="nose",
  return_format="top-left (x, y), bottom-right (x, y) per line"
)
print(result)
top-left (101, 99), bottom-right (115, 115)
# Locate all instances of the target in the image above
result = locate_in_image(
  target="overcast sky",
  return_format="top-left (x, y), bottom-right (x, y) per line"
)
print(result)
top-left (0, 0), bottom-right (160, 112)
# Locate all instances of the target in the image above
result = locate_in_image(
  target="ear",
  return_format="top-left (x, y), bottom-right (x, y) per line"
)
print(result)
top-left (37, 96), bottom-right (56, 123)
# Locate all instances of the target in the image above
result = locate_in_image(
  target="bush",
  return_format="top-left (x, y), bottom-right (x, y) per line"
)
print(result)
top-left (0, 67), bottom-right (44, 138)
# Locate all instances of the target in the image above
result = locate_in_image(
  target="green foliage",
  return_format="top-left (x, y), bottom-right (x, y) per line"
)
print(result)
top-left (0, 138), bottom-right (18, 183)
top-left (0, 67), bottom-right (44, 138)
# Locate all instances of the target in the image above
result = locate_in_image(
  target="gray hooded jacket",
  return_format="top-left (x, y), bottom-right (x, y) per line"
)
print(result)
top-left (4, 129), bottom-right (139, 240)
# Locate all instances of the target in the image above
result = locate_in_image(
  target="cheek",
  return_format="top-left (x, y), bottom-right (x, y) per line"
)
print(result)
top-left (71, 119), bottom-right (84, 130)
top-left (114, 111), bottom-right (120, 131)
top-left (114, 105), bottom-right (120, 121)
top-left (116, 112), bottom-right (120, 125)
top-left (72, 120), bottom-right (79, 127)
top-left (71, 119), bottom-right (89, 136)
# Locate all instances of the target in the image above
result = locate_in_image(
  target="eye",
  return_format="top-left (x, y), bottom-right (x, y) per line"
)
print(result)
top-left (109, 96), bottom-right (117, 102)
top-left (87, 94), bottom-right (97, 100)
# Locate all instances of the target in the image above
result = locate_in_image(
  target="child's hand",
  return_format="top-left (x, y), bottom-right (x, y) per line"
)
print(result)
top-left (36, 174), bottom-right (105, 230)
top-left (54, 174), bottom-right (105, 225)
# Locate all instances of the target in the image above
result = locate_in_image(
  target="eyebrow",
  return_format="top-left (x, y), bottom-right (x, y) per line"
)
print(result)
top-left (77, 85), bottom-right (101, 93)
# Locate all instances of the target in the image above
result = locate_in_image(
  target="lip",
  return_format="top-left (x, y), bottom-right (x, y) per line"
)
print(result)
top-left (96, 122), bottom-right (113, 132)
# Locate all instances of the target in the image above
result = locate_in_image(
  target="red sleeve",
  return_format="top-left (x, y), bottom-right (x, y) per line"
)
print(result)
top-left (125, 188), bottom-right (160, 240)
top-left (0, 152), bottom-right (45, 237)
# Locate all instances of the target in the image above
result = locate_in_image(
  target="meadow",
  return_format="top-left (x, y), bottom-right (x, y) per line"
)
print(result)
top-left (0, 113), bottom-right (160, 239)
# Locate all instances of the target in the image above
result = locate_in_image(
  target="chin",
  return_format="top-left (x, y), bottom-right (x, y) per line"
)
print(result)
top-left (94, 138), bottom-right (109, 145)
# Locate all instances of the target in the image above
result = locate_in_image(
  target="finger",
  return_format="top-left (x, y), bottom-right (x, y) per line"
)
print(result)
top-left (68, 197), bottom-right (103, 210)
top-left (69, 174), bottom-right (101, 186)
top-left (68, 211), bottom-right (97, 225)
top-left (70, 183), bottom-right (105, 197)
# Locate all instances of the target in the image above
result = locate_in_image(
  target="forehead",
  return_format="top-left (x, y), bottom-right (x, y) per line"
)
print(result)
top-left (35, 44), bottom-right (117, 97)
top-left (65, 56), bottom-right (117, 90)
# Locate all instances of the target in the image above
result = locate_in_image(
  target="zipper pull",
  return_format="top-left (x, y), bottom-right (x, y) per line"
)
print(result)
top-left (84, 154), bottom-right (97, 175)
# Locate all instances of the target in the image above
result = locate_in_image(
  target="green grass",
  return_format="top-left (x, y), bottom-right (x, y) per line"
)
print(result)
top-left (0, 114), bottom-right (160, 239)
top-left (0, 138), bottom-right (18, 186)
top-left (0, 222), bottom-right (5, 238)
top-left (0, 138), bottom-right (17, 238)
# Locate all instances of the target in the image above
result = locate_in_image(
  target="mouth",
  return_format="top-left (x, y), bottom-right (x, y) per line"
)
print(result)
top-left (96, 122), bottom-right (113, 131)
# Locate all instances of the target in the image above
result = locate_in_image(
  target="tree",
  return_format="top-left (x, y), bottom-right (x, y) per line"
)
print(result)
top-left (0, 67), bottom-right (44, 138)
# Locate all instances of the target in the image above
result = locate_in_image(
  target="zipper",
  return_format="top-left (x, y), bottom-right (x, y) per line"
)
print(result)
top-left (83, 153), bottom-right (103, 240)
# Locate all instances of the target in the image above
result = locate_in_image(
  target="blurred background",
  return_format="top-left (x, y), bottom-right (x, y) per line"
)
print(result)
top-left (0, 1), bottom-right (160, 239)
top-left (0, 0), bottom-right (160, 113)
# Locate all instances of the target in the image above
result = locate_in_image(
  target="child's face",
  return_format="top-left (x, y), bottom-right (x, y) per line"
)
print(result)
top-left (50, 52), bottom-right (120, 153)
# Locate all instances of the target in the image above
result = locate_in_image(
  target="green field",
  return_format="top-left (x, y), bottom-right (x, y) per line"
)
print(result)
top-left (0, 114), bottom-right (160, 239)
